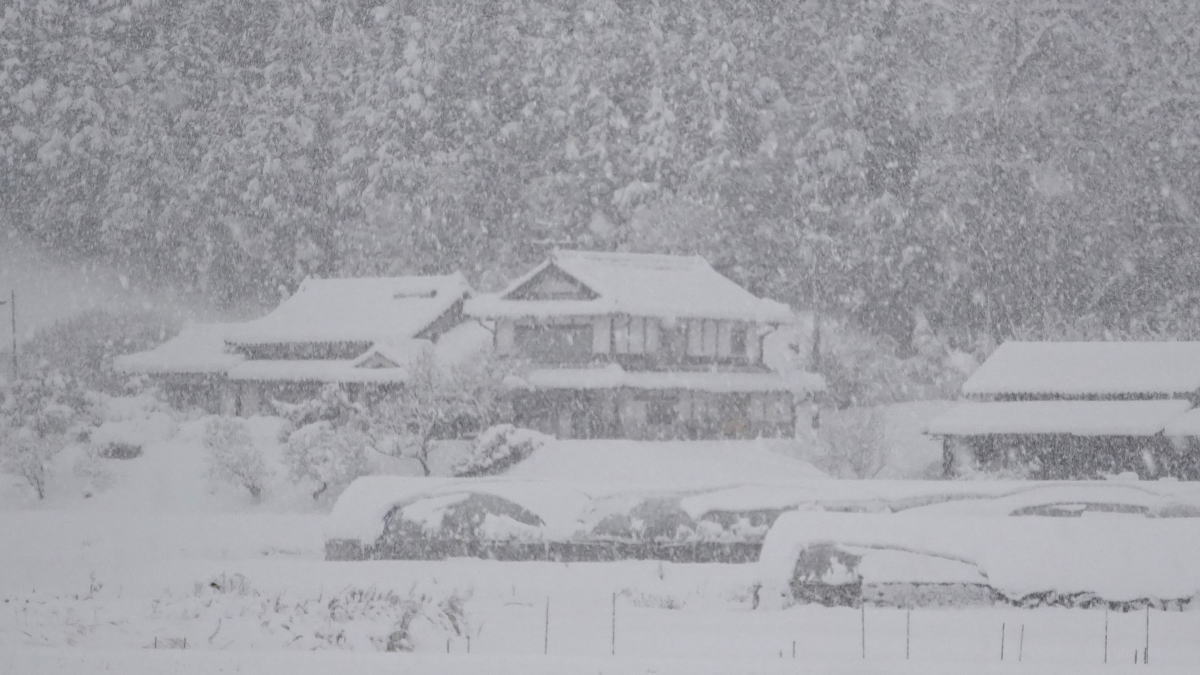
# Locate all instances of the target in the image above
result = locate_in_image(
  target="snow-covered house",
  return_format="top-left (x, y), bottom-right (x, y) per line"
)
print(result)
top-left (465, 250), bottom-right (823, 440)
top-left (927, 341), bottom-right (1200, 478)
top-left (115, 274), bottom-right (489, 415)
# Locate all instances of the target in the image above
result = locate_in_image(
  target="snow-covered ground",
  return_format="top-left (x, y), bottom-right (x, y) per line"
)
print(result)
top-left (4, 403), bottom-right (1200, 672)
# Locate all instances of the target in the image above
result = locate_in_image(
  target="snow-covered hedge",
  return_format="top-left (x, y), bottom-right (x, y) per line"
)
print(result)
top-left (757, 511), bottom-right (1200, 610)
top-left (450, 425), bottom-right (551, 477)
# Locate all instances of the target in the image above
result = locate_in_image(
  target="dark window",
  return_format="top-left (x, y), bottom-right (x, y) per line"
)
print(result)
top-left (514, 323), bottom-right (593, 362)
top-left (647, 398), bottom-right (678, 426)
top-left (730, 325), bottom-right (747, 358)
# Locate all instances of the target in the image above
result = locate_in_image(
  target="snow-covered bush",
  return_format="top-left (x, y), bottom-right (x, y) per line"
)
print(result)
top-left (273, 383), bottom-right (364, 441)
top-left (90, 411), bottom-right (177, 459)
top-left (0, 431), bottom-right (60, 500)
top-left (592, 498), bottom-right (698, 543)
top-left (203, 417), bottom-right (270, 500)
top-left (188, 573), bottom-right (472, 652)
top-left (283, 421), bottom-right (370, 501)
top-left (816, 407), bottom-right (888, 478)
top-left (451, 424), bottom-right (551, 477)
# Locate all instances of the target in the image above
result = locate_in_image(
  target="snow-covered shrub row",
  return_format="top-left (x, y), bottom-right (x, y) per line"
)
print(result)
top-left (451, 424), bottom-right (552, 477)
top-left (329, 476), bottom-right (1200, 564)
top-left (757, 511), bottom-right (1200, 610)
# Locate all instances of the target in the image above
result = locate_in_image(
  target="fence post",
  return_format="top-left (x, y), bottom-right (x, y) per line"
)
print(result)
top-left (906, 609), bottom-right (911, 661)
top-left (611, 592), bottom-right (617, 656)
top-left (860, 603), bottom-right (866, 660)
top-left (1104, 608), bottom-right (1109, 664)
top-left (1000, 622), bottom-right (1006, 661)
top-left (1018, 624), bottom-right (1024, 662)
top-left (544, 596), bottom-right (550, 655)
top-left (1144, 605), bottom-right (1150, 665)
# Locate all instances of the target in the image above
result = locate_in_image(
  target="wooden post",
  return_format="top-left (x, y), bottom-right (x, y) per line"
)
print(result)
top-left (906, 609), bottom-right (911, 660)
top-left (792, 640), bottom-right (796, 659)
top-left (1018, 624), bottom-right (1024, 662)
top-left (860, 603), bottom-right (866, 659)
top-left (1144, 605), bottom-right (1150, 665)
top-left (1000, 622), bottom-right (1006, 661)
top-left (1104, 608), bottom-right (1109, 664)
top-left (611, 592), bottom-right (617, 656)
top-left (544, 596), bottom-right (550, 655)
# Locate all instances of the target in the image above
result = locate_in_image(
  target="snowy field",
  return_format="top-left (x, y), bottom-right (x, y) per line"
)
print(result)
top-left (4, 509), bottom-right (1200, 673)
top-left (3, 405), bottom-right (1200, 672)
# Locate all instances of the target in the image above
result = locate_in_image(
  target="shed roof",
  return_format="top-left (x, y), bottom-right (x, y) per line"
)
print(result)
top-left (925, 399), bottom-right (1193, 437)
top-left (225, 274), bottom-right (471, 346)
top-left (962, 341), bottom-right (1200, 397)
top-left (466, 250), bottom-right (794, 323)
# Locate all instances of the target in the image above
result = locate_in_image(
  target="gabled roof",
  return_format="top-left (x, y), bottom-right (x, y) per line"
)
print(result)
top-left (466, 250), bottom-right (794, 323)
top-left (113, 322), bottom-right (245, 375)
top-left (225, 274), bottom-right (471, 346)
top-left (962, 341), bottom-right (1200, 398)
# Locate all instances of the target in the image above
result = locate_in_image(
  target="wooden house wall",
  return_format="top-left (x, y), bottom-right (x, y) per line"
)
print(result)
top-left (498, 315), bottom-right (762, 367)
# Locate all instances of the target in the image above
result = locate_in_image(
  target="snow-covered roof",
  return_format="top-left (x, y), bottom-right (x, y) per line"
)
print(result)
top-left (466, 250), bottom-right (795, 323)
top-left (113, 322), bottom-right (245, 375)
top-left (226, 274), bottom-right (471, 346)
top-left (504, 364), bottom-right (824, 394)
top-left (350, 338), bottom-right (433, 369)
top-left (962, 341), bottom-right (1200, 397)
top-left (925, 399), bottom-right (1193, 437)
top-left (228, 325), bottom-right (490, 384)
top-left (227, 359), bottom-right (415, 384)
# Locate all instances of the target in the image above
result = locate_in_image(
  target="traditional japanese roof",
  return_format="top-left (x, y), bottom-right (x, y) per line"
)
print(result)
top-left (225, 274), bottom-right (471, 346)
top-left (962, 341), bottom-right (1200, 398)
top-left (925, 400), bottom-right (1193, 437)
top-left (466, 250), bottom-right (794, 323)
top-left (226, 359), bottom-right (414, 384)
top-left (229, 323), bottom-right (493, 384)
top-left (504, 363), bottom-right (824, 394)
top-left (113, 322), bottom-right (245, 375)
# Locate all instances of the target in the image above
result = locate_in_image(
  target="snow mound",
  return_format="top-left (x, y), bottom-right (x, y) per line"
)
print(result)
top-left (506, 438), bottom-right (827, 487)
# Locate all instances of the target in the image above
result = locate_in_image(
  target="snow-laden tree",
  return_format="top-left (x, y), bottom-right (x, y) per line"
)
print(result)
top-left (283, 420), bottom-right (370, 501)
top-left (365, 353), bottom-right (505, 477)
top-left (0, 368), bottom-right (96, 499)
top-left (202, 417), bottom-right (270, 501)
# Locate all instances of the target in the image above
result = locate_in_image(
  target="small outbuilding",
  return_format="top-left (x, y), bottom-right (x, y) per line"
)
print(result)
top-left (928, 341), bottom-right (1200, 479)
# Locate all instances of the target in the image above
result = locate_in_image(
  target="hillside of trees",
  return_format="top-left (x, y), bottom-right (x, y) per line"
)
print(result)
top-left (4, 0), bottom-right (1200, 352)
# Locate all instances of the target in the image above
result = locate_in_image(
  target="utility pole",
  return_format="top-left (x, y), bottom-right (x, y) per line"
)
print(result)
top-left (0, 290), bottom-right (14, 379)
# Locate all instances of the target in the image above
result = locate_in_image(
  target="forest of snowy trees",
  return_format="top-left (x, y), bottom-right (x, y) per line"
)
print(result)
top-left (4, 0), bottom-right (1200, 351)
